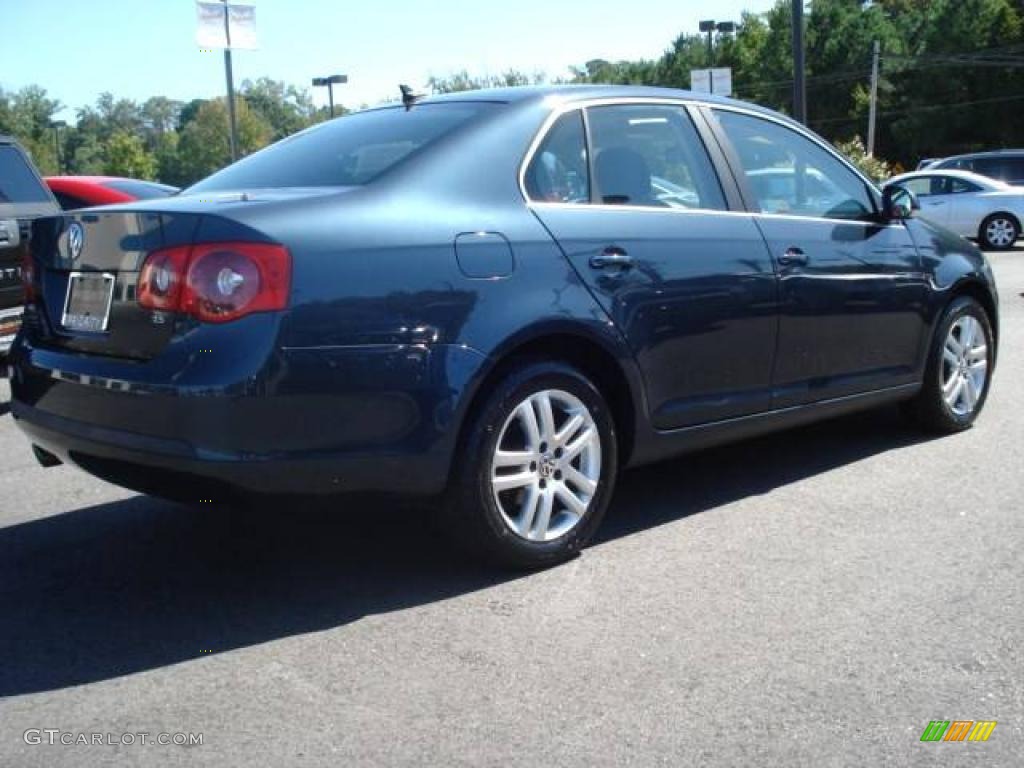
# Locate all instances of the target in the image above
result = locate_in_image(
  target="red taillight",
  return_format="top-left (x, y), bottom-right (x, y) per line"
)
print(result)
top-left (137, 242), bottom-right (291, 323)
top-left (138, 246), bottom-right (189, 312)
top-left (21, 250), bottom-right (36, 303)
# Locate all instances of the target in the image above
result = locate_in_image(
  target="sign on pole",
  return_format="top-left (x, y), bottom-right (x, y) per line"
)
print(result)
top-left (689, 67), bottom-right (733, 97)
top-left (690, 69), bottom-right (711, 94)
top-left (196, 2), bottom-right (258, 50)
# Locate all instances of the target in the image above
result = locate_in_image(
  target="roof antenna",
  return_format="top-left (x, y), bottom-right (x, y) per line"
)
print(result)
top-left (399, 84), bottom-right (424, 110)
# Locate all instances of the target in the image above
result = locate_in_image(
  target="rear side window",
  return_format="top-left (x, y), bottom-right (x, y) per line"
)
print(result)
top-left (972, 158), bottom-right (1008, 178)
top-left (714, 109), bottom-right (875, 221)
top-left (0, 145), bottom-right (50, 204)
top-left (972, 156), bottom-right (1024, 181)
top-left (950, 177), bottom-right (981, 193)
top-left (524, 111), bottom-right (590, 204)
top-left (189, 103), bottom-right (498, 192)
top-left (587, 104), bottom-right (726, 210)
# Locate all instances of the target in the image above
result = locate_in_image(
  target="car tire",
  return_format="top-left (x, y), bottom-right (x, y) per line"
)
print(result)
top-left (904, 296), bottom-right (994, 433)
top-left (978, 213), bottom-right (1019, 251)
top-left (445, 360), bottom-right (618, 569)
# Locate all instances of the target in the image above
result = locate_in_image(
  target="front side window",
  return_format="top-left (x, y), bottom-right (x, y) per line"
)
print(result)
top-left (188, 103), bottom-right (498, 192)
top-left (900, 177), bottom-right (934, 197)
top-left (524, 111), bottom-right (589, 204)
top-left (586, 104), bottom-right (726, 210)
top-left (713, 109), bottom-right (875, 221)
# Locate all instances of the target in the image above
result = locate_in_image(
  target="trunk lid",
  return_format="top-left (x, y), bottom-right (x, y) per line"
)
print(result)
top-left (26, 188), bottom-right (350, 360)
top-left (29, 209), bottom-right (202, 360)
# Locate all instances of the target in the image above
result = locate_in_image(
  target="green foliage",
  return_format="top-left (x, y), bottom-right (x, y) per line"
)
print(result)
top-left (173, 98), bottom-right (273, 185)
top-left (0, 78), bottom-right (328, 187)
top-left (834, 135), bottom-right (895, 181)
top-left (427, 69), bottom-right (545, 93)
top-left (104, 131), bottom-right (157, 178)
top-left (559, 0), bottom-right (1024, 166)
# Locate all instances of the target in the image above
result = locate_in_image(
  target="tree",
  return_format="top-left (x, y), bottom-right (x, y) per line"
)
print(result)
top-left (0, 85), bottom-right (63, 174)
top-left (175, 98), bottom-right (272, 184)
top-left (240, 77), bottom-right (318, 140)
top-left (427, 69), bottom-right (544, 93)
top-left (104, 131), bottom-right (156, 178)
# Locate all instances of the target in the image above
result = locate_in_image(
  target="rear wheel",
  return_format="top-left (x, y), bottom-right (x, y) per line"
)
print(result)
top-left (446, 361), bottom-right (618, 569)
top-left (905, 296), bottom-right (993, 433)
top-left (979, 213), bottom-right (1019, 250)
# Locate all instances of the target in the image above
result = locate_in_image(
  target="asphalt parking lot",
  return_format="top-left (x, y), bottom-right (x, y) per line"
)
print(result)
top-left (1, 247), bottom-right (1021, 767)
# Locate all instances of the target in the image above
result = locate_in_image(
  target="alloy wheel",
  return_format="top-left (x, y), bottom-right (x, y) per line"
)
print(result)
top-left (490, 389), bottom-right (602, 542)
top-left (941, 315), bottom-right (988, 417)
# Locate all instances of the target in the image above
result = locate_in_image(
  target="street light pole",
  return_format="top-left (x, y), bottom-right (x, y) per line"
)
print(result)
top-left (221, 0), bottom-right (238, 162)
top-left (699, 20), bottom-right (715, 67)
top-left (867, 40), bottom-right (881, 156)
top-left (312, 74), bottom-right (348, 119)
top-left (792, 0), bottom-right (807, 124)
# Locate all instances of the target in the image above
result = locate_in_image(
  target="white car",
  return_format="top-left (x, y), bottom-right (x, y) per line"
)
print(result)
top-left (885, 169), bottom-right (1023, 250)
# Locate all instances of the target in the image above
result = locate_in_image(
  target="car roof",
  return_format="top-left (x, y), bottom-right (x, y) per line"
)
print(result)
top-left (888, 169), bottom-right (1007, 187)
top-left (416, 84), bottom-right (792, 122)
top-left (45, 175), bottom-right (121, 184)
top-left (936, 149), bottom-right (1024, 161)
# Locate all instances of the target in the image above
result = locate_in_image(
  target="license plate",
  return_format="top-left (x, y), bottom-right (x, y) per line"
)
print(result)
top-left (62, 272), bottom-right (115, 333)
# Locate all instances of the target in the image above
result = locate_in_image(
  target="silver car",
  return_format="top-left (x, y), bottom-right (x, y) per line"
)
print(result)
top-left (885, 169), bottom-right (1023, 250)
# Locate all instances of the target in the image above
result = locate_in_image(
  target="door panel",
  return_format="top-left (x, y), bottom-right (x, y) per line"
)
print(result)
top-left (709, 107), bottom-right (930, 407)
top-left (755, 216), bottom-right (928, 407)
top-left (534, 208), bottom-right (777, 428)
top-left (525, 102), bottom-right (779, 429)
top-left (918, 194), bottom-right (951, 227)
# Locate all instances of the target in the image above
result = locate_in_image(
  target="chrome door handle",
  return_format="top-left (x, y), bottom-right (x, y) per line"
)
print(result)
top-left (590, 247), bottom-right (634, 270)
top-left (777, 247), bottom-right (808, 267)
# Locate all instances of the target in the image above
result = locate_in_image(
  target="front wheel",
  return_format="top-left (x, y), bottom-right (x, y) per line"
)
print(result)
top-left (905, 296), bottom-right (994, 433)
top-left (446, 361), bottom-right (618, 569)
top-left (979, 213), bottom-right (1019, 251)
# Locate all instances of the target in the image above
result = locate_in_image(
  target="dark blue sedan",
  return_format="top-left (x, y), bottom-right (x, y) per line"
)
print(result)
top-left (11, 86), bottom-right (999, 568)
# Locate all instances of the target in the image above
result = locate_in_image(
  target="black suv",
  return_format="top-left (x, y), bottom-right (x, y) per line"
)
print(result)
top-left (0, 136), bottom-right (59, 358)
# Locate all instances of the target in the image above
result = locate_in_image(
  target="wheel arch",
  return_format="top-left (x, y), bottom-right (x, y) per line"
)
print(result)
top-left (451, 323), bottom-right (646, 475)
top-left (949, 277), bottom-right (999, 355)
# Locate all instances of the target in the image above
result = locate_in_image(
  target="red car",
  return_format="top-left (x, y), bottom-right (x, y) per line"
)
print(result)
top-left (44, 176), bottom-right (178, 210)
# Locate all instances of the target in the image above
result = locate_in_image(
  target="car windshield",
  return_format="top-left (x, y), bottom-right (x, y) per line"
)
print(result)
top-left (187, 103), bottom-right (499, 193)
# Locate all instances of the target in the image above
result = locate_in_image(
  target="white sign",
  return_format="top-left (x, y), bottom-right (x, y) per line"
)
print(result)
top-left (690, 69), bottom-right (711, 94)
top-left (689, 67), bottom-right (733, 97)
top-left (196, 2), bottom-right (257, 50)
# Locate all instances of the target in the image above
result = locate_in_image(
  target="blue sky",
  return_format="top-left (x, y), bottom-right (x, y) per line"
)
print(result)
top-left (1, 0), bottom-right (771, 123)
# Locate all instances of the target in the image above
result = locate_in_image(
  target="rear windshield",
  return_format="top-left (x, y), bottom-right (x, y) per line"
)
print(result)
top-left (104, 179), bottom-right (178, 199)
top-left (188, 103), bottom-right (499, 193)
top-left (0, 145), bottom-right (50, 204)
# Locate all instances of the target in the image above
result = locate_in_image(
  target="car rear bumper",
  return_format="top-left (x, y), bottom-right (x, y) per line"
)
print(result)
top-left (10, 339), bottom-right (487, 500)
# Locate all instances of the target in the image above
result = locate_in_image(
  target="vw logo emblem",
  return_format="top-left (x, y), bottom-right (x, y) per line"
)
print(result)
top-left (67, 222), bottom-right (85, 262)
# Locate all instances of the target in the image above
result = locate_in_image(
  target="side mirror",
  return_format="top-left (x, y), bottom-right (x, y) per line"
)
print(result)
top-left (882, 184), bottom-right (919, 221)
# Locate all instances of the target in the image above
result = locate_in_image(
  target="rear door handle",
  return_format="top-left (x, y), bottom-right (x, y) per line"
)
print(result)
top-left (777, 247), bottom-right (808, 267)
top-left (590, 247), bottom-right (634, 270)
